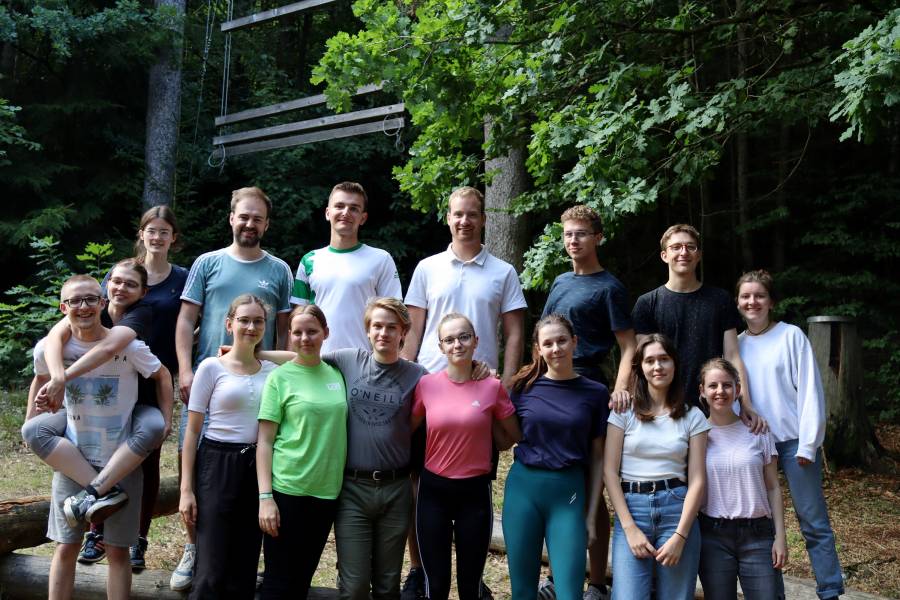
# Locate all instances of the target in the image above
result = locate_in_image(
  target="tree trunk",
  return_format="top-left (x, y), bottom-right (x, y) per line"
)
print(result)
top-left (773, 126), bottom-right (789, 271)
top-left (0, 475), bottom-right (179, 555)
top-left (482, 116), bottom-right (530, 271)
top-left (735, 0), bottom-right (754, 268)
top-left (806, 316), bottom-right (881, 468)
top-left (142, 0), bottom-right (186, 210)
top-left (0, 553), bottom-right (340, 600)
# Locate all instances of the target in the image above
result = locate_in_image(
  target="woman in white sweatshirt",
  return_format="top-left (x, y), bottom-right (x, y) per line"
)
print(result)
top-left (736, 270), bottom-right (843, 600)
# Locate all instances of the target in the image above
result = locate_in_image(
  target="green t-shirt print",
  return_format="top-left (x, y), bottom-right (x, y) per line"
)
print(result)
top-left (259, 361), bottom-right (348, 499)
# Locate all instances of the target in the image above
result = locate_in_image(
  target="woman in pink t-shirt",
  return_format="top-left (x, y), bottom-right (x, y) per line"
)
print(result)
top-left (411, 312), bottom-right (521, 600)
top-left (698, 358), bottom-right (787, 600)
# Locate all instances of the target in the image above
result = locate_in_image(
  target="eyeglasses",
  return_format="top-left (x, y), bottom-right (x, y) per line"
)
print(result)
top-left (563, 230), bottom-right (595, 240)
top-left (143, 227), bottom-right (172, 239)
top-left (109, 277), bottom-right (141, 290)
top-left (62, 295), bottom-right (102, 308)
top-left (440, 332), bottom-right (474, 346)
top-left (666, 243), bottom-right (699, 253)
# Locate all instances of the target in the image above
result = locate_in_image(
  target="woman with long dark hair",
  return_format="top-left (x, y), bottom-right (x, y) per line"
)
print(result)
top-left (603, 334), bottom-right (709, 599)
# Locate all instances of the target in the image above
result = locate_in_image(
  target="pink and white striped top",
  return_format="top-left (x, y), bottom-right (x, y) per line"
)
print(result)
top-left (703, 421), bottom-right (778, 519)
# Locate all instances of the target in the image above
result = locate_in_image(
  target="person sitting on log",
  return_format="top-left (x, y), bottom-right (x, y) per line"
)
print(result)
top-left (24, 274), bottom-right (172, 600)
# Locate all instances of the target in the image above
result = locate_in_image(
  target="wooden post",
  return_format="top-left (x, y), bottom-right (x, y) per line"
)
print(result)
top-left (807, 316), bottom-right (880, 467)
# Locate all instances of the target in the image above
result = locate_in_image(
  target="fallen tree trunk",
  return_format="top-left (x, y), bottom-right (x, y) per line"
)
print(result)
top-left (0, 553), bottom-right (339, 600)
top-left (0, 475), bottom-right (179, 555)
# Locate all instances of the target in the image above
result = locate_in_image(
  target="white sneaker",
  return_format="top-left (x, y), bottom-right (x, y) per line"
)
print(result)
top-left (170, 544), bottom-right (196, 591)
top-left (583, 584), bottom-right (610, 600)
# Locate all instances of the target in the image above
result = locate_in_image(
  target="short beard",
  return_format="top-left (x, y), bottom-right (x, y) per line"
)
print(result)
top-left (235, 231), bottom-right (261, 248)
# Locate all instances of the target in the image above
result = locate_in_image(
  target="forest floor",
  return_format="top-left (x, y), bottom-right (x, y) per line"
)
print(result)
top-left (0, 395), bottom-right (898, 598)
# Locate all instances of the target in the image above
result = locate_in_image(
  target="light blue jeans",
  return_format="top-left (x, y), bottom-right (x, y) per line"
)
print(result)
top-left (777, 439), bottom-right (843, 599)
top-left (611, 486), bottom-right (700, 600)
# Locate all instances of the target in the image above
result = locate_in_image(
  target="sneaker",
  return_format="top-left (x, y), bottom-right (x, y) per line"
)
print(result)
top-left (584, 583), bottom-right (610, 600)
top-left (86, 485), bottom-right (128, 524)
top-left (401, 568), bottom-right (425, 600)
top-left (77, 532), bottom-right (106, 564)
top-left (170, 544), bottom-right (196, 591)
top-left (64, 485), bottom-right (128, 527)
top-left (537, 578), bottom-right (556, 600)
top-left (130, 536), bottom-right (148, 571)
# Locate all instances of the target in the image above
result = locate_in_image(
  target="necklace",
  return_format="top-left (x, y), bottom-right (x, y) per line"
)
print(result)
top-left (746, 321), bottom-right (775, 336)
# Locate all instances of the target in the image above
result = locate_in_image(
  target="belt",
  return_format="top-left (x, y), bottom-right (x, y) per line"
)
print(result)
top-left (699, 514), bottom-right (772, 528)
top-left (621, 478), bottom-right (686, 494)
top-left (344, 467), bottom-right (410, 482)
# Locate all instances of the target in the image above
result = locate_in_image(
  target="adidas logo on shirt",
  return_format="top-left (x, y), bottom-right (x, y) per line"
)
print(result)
top-left (471, 400), bottom-right (481, 407)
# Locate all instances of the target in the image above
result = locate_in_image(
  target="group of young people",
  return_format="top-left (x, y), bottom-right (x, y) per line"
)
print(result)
top-left (21, 182), bottom-right (843, 600)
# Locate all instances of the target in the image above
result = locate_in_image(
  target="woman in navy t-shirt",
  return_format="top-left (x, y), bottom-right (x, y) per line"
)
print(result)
top-left (502, 314), bottom-right (610, 600)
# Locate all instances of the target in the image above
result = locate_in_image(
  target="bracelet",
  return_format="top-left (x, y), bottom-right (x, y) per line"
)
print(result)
top-left (259, 492), bottom-right (273, 500)
top-left (673, 531), bottom-right (687, 541)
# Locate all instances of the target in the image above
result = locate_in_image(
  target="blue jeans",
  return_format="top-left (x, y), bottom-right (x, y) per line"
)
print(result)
top-left (610, 486), bottom-right (700, 600)
top-left (777, 439), bottom-right (843, 599)
top-left (698, 515), bottom-right (784, 600)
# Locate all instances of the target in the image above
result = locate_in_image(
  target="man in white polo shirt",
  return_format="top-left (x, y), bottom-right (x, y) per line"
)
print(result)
top-left (399, 185), bottom-right (526, 600)
top-left (402, 185), bottom-right (526, 386)
top-left (291, 181), bottom-right (402, 353)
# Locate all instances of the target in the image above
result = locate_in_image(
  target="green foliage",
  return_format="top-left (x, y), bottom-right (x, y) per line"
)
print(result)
top-left (830, 9), bottom-right (900, 142)
top-left (0, 236), bottom-right (114, 386)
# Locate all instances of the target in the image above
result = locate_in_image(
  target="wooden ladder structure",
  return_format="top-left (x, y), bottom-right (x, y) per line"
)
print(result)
top-left (212, 0), bottom-right (404, 158)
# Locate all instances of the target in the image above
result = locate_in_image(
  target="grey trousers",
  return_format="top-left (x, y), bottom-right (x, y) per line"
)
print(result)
top-left (335, 475), bottom-right (412, 600)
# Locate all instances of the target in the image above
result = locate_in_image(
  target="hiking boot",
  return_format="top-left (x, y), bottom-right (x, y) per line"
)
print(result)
top-left (583, 583), bottom-right (610, 600)
top-left (130, 536), bottom-right (148, 571)
top-left (401, 567), bottom-right (425, 600)
top-left (77, 532), bottom-right (106, 564)
top-left (63, 485), bottom-right (128, 527)
top-left (170, 543), bottom-right (196, 591)
top-left (537, 577), bottom-right (556, 600)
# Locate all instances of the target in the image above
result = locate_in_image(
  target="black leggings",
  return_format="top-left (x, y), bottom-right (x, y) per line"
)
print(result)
top-left (415, 469), bottom-right (492, 600)
top-left (191, 438), bottom-right (262, 599)
top-left (261, 490), bottom-right (337, 600)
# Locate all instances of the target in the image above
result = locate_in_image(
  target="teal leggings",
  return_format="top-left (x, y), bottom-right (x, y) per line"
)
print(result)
top-left (502, 461), bottom-right (586, 600)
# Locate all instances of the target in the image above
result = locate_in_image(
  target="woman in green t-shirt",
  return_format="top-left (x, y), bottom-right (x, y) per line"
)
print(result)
top-left (256, 304), bottom-right (348, 599)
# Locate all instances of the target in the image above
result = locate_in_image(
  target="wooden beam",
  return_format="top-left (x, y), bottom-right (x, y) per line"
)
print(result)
top-left (221, 0), bottom-right (338, 32)
top-left (0, 476), bottom-right (178, 555)
top-left (220, 117), bottom-right (404, 157)
top-left (214, 103), bottom-right (405, 146)
top-left (0, 553), bottom-right (340, 600)
top-left (214, 84), bottom-right (383, 127)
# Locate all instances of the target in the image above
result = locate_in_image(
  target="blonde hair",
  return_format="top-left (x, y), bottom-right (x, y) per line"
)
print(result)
top-left (448, 186), bottom-right (484, 214)
top-left (660, 224), bottom-right (700, 251)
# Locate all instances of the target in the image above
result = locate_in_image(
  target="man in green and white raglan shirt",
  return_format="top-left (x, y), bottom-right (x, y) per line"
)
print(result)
top-left (290, 182), bottom-right (402, 354)
top-left (172, 185), bottom-right (293, 591)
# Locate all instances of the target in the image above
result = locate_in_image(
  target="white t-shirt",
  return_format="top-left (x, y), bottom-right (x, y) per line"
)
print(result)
top-left (704, 420), bottom-right (778, 519)
top-left (188, 357), bottom-right (277, 444)
top-left (34, 336), bottom-right (161, 467)
top-left (608, 406), bottom-right (710, 482)
top-left (738, 321), bottom-right (825, 461)
top-left (405, 245), bottom-right (528, 373)
top-left (290, 244), bottom-right (402, 354)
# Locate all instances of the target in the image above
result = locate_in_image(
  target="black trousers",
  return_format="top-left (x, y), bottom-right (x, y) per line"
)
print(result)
top-left (415, 469), bottom-right (492, 600)
top-left (191, 438), bottom-right (262, 600)
top-left (260, 490), bottom-right (338, 599)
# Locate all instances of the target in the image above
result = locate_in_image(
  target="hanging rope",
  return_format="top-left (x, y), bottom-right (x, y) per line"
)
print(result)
top-left (186, 0), bottom-right (217, 192)
top-left (205, 0), bottom-right (234, 173)
top-left (382, 114), bottom-right (405, 152)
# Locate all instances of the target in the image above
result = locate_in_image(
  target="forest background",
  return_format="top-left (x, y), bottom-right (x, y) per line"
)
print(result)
top-left (0, 0), bottom-right (898, 428)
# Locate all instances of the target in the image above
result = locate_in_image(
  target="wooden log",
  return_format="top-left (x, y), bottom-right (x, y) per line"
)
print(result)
top-left (214, 83), bottom-right (382, 127)
top-left (0, 553), bottom-right (340, 599)
top-left (807, 316), bottom-right (881, 467)
top-left (220, 0), bottom-right (337, 33)
top-left (221, 118), bottom-right (404, 157)
top-left (213, 103), bottom-right (405, 146)
top-left (0, 475), bottom-right (179, 555)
